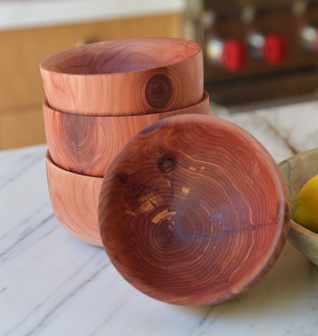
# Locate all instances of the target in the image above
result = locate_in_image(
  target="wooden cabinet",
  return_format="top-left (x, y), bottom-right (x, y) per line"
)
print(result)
top-left (0, 13), bottom-right (182, 150)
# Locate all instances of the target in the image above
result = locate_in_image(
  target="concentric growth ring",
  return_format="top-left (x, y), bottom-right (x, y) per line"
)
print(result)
top-left (98, 114), bottom-right (290, 306)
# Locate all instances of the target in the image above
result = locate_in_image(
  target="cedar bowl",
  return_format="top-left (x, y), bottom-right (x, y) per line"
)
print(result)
top-left (40, 38), bottom-right (203, 116)
top-left (98, 114), bottom-right (290, 306)
top-left (46, 150), bottom-right (103, 247)
top-left (279, 148), bottom-right (318, 266)
top-left (43, 91), bottom-right (209, 177)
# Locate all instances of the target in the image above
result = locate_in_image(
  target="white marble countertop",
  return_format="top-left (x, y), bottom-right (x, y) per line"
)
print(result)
top-left (1, 101), bottom-right (318, 336)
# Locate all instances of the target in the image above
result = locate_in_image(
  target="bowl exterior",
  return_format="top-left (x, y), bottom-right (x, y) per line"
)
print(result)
top-left (43, 91), bottom-right (210, 177)
top-left (46, 150), bottom-right (103, 246)
top-left (279, 148), bottom-right (318, 266)
top-left (40, 38), bottom-right (203, 116)
top-left (288, 221), bottom-right (318, 266)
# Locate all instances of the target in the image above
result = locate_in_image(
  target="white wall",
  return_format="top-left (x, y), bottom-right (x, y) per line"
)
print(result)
top-left (0, 0), bottom-right (185, 31)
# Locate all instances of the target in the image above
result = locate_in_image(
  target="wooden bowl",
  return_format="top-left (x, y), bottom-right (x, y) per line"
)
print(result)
top-left (279, 148), bottom-right (318, 266)
top-left (40, 38), bottom-right (203, 116)
top-left (46, 150), bottom-right (103, 246)
top-left (98, 114), bottom-right (290, 306)
top-left (43, 91), bottom-right (209, 177)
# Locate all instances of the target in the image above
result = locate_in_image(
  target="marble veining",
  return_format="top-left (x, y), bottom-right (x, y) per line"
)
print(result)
top-left (1, 101), bottom-right (318, 335)
top-left (256, 101), bottom-right (318, 154)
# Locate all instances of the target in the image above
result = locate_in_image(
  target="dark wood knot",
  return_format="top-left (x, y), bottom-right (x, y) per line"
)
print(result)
top-left (158, 157), bottom-right (175, 173)
top-left (119, 174), bottom-right (128, 184)
top-left (145, 74), bottom-right (172, 109)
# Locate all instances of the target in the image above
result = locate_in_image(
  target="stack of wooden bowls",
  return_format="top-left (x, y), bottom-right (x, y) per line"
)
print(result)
top-left (40, 38), bottom-right (209, 247)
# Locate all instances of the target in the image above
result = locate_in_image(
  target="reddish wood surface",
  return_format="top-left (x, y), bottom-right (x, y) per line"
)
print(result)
top-left (98, 114), bottom-right (290, 306)
top-left (46, 151), bottom-right (103, 246)
top-left (40, 38), bottom-right (203, 116)
top-left (43, 92), bottom-right (209, 177)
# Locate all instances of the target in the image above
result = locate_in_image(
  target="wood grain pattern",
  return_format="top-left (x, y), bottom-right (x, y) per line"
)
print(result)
top-left (98, 114), bottom-right (290, 306)
top-left (43, 91), bottom-right (209, 177)
top-left (279, 148), bottom-right (318, 266)
top-left (46, 150), bottom-right (103, 246)
top-left (40, 38), bottom-right (203, 116)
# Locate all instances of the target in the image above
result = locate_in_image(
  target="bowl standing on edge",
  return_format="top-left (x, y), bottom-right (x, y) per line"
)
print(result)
top-left (46, 151), bottom-right (103, 247)
top-left (43, 91), bottom-right (210, 177)
top-left (40, 38), bottom-right (203, 116)
top-left (98, 114), bottom-right (290, 306)
top-left (279, 147), bottom-right (318, 266)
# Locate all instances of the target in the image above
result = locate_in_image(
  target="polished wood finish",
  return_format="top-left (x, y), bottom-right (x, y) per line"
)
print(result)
top-left (99, 114), bottom-right (290, 306)
top-left (40, 38), bottom-right (203, 116)
top-left (279, 148), bottom-right (318, 266)
top-left (46, 150), bottom-right (103, 246)
top-left (43, 92), bottom-right (209, 177)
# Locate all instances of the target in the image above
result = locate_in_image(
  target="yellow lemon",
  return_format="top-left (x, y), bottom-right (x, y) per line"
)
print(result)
top-left (294, 174), bottom-right (318, 234)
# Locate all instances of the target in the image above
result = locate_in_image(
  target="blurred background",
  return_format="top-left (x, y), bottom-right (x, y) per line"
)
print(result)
top-left (1, 0), bottom-right (318, 150)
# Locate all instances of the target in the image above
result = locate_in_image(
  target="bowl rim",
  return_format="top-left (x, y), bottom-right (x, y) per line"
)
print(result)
top-left (39, 37), bottom-right (202, 77)
top-left (278, 147), bottom-right (318, 243)
top-left (289, 219), bottom-right (318, 241)
top-left (42, 91), bottom-right (209, 118)
top-left (45, 150), bottom-right (103, 179)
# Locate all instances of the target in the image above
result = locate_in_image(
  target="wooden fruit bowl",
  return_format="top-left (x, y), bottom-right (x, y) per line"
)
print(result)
top-left (40, 38), bottom-right (203, 116)
top-left (98, 114), bottom-right (290, 306)
top-left (46, 150), bottom-right (103, 246)
top-left (279, 148), bottom-right (318, 266)
top-left (43, 91), bottom-right (209, 177)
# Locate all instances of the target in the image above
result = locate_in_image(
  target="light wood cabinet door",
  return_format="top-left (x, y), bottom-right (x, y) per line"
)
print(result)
top-left (0, 13), bottom-right (182, 150)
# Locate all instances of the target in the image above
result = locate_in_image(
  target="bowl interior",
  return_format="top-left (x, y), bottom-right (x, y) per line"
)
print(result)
top-left (279, 148), bottom-right (318, 265)
top-left (41, 38), bottom-right (202, 75)
top-left (98, 114), bottom-right (289, 306)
